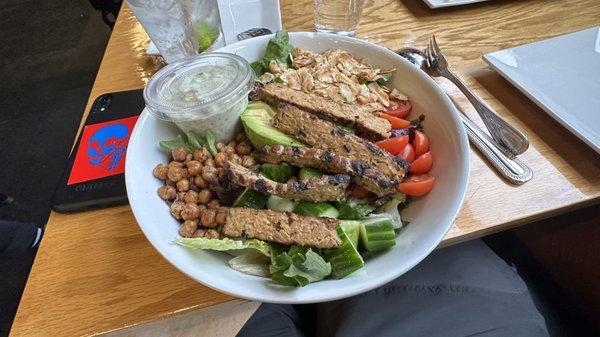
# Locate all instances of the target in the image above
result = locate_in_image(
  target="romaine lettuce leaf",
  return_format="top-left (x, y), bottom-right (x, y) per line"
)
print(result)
top-left (336, 200), bottom-right (376, 220)
top-left (176, 237), bottom-right (271, 256)
top-left (269, 245), bottom-right (331, 286)
top-left (228, 251), bottom-right (271, 277)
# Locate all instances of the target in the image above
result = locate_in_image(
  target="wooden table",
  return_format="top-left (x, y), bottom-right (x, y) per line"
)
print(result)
top-left (10, 0), bottom-right (600, 336)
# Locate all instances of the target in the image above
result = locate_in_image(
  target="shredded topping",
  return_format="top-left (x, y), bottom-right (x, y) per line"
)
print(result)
top-left (259, 48), bottom-right (409, 111)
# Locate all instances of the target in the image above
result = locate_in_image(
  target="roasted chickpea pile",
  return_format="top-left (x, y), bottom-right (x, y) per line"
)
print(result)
top-left (153, 132), bottom-right (255, 238)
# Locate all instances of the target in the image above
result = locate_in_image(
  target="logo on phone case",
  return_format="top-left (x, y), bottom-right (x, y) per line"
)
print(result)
top-left (68, 115), bottom-right (139, 185)
top-left (88, 124), bottom-right (129, 170)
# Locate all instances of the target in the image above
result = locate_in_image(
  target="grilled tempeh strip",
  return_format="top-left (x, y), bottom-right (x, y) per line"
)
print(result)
top-left (224, 161), bottom-right (350, 202)
top-left (271, 104), bottom-right (408, 182)
top-left (223, 207), bottom-right (341, 249)
top-left (258, 145), bottom-right (397, 196)
top-left (259, 83), bottom-right (391, 140)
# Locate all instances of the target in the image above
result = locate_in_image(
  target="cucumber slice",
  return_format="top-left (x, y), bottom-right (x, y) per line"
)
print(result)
top-left (359, 216), bottom-right (396, 253)
top-left (322, 226), bottom-right (364, 279)
top-left (294, 201), bottom-right (339, 218)
top-left (266, 195), bottom-right (296, 212)
top-left (260, 164), bottom-right (298, 183)
top-left (339, 220), bottom-right (360, 248)
top-left (298, 167), bottom-right (323, 181)
top-left (233, 188), bottom-right (269, 209)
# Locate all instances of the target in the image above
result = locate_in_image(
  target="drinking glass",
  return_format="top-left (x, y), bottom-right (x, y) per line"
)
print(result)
top-left (129, 0), bottom-right (225, 63)
top-left (313, 0), bottom-right (366, 36)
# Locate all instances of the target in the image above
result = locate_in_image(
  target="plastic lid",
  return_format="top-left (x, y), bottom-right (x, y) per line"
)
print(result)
top-left (144, 52), bottom-right (254, 121)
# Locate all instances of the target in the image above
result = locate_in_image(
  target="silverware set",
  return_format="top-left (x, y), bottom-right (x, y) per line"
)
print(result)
top-left (398, 36), bottom-right (533, 185)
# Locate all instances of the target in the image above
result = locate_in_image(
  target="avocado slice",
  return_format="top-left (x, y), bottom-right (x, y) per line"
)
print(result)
top-left (241, 101), bottom-right (306, 149)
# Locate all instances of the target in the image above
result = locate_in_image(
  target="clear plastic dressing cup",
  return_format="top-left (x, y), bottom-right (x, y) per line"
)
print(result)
top-left (144, 53), bottom-right (255, 143)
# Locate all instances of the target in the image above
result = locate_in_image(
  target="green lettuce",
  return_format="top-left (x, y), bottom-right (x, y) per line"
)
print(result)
top-left (251, 30), bottom-right (294, 76)
top-left (176, 237), bottom-right (271, 256)
top-left (228, 251), bottom-right (271, 277)
top-left (336, 200), bottom-right (376, 220)
top-left (159, 134), bottom-right (192, 152)
top-left (269, 245), bottom-right (331, 287)
top-left (205, 130), bottom-right (218, 156)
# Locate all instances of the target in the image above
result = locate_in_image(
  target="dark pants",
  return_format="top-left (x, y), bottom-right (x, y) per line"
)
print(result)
top-left (237, 240), bottom-right (549, 337)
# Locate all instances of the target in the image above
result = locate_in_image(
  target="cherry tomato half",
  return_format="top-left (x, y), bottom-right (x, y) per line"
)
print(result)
top-left (412, 130), bottom-right (430, 157)
top-left (376, 135), bottom-right (409, 155)
top-left (410, 151), bottom-right (432, 174)
top-left (396, 174), bottom-right (435, 196)
top-left (385, 99), bottom-right (412, 118)
top-left (378, 112), bottom-right (411, 129)
top-left (350, 185), bottom-right (373, 199)
top-left (398, 143), bottom-right (415, 163)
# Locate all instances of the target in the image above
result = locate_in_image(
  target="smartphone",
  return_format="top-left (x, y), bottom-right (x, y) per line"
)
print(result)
top-left (51, 89), bottom-right (144, 213)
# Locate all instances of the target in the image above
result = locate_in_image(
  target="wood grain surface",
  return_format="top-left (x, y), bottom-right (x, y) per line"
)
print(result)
top-left (10, 0), bottom-right (600, 336)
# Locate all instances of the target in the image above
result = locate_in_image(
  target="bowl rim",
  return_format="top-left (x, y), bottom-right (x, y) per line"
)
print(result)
top-left (125, 31), bottom-right (470, 303)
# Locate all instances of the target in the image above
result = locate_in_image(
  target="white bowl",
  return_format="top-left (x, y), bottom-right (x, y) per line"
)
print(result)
top-left (125, 32), bottom-right (470, 303)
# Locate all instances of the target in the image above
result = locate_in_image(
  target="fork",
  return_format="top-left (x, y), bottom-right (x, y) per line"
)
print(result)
top-left (425, 36), bottom-right (530, 155)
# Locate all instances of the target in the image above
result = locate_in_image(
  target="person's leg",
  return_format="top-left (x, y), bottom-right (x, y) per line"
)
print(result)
top-left (237, 303), bottom-right (306, 337)
top-left (316, 239), bottom-right (549, 337)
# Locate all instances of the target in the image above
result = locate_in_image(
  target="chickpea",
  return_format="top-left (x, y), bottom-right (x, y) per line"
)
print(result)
top-left (224, 145), bottom-right (236, 155)
top-left (157, 185), bottom-right (176, 200)
top-left (235, 132), bottom-right (246, 142)
top-left (207, 199), bottom-right (220, 209)
top-left (201, 209), bottom-right (217, 228)
top-left (193, 148), bottom-right (211, 162)
top-left (241, 155), bottom-right (255, 168)
top-left (191, 228), bottom-right (219, 239)
top-left (176, 178), bottom-right (190, 192)
top-left (168, 161), bottom-right (183, 169)
top-left (205, 229), bottom-right (220, 239)
top-left (186, 160), bottom-right (202, 176)
top-left (201, 166), bottom-right (218, 184)
top-left (165, 179), bottom-right (176, 186)
top-left (170, 201), bottom-right (185, 220)
top-left (172, 147), bottom-right (189, 162)
top-left (181, 203), bottom-right (201, 221)
top-left (217, 167), bottom-right (227, 180)
top-left (197, 189), bottom-right (213, 204)
top-left (167, 165), bottom-right (184, 182)
top-left (216, 207), bottom-right (228, 224)
top-left (188, 177), bottom-right (198, 191)
top-left (179, 220), bottom-right (198, 237)
top-left (228, 153), bottom-right (242, 165)
top-left (183, 190), bottom-right (198, 203)
top-left (153, 164), bottom-right (169, 180)
top-left (204, 158), bottom-right (215, 167)
top-left (192, 228), bottom-right (206, 238)
top-left (216, 142), bottom-right (225, 151)
top-left (236, 142), bottom-right (253, 155)
top-left (198, 204), bottom-right (208, 213)
top-left (183, 153), bottom-right (193, 164)
top-left (176, 191), bottom-right (186, 201)
top-left (214, 152), bottom-right (227, 167)
top-left (194, 175), bottom-right (207, 189)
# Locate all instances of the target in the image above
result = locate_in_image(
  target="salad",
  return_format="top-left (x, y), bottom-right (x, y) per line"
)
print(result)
top-left (152, 31), bottom-right (435, 287)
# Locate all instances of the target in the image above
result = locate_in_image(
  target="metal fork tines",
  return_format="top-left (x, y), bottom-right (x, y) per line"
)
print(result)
top-left (425, 35), bottom-right (530, 155)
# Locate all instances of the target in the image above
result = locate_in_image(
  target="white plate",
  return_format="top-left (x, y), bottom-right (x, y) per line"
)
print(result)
top-left (126, 32), bottom-right (470, 303)
top-left (423, 0), bottom-right (490, 8)
top-left (484, 27), bottom-right (600, 154)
